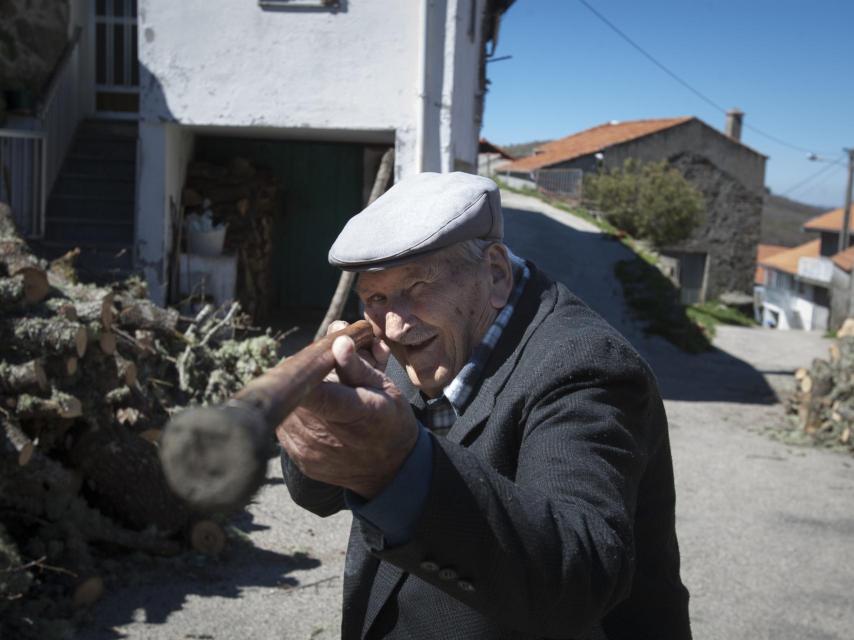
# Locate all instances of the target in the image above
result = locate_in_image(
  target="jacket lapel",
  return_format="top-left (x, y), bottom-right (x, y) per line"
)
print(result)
top-left (448, 266), bottom-right (556, 445)
top-left (360, 561), bottom-right (406, 639)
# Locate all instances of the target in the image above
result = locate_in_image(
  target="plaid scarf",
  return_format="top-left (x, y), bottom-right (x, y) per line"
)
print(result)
top-left (422, 252), bottom-right (530, 436)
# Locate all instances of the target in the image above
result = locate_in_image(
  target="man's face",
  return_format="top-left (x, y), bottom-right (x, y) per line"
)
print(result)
top-left (355, 245), bottom-right (512, 398)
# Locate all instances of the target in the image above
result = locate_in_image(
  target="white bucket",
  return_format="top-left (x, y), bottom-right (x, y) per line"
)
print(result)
top-left (186, 227), bottom-right (226, 257)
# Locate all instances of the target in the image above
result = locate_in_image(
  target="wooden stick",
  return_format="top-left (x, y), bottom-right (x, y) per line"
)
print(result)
top-left (160, 320), bottom-right (374, 512)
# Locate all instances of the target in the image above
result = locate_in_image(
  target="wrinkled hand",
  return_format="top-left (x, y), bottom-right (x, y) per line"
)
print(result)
top-left (276, 325), bottom-right (417, 499)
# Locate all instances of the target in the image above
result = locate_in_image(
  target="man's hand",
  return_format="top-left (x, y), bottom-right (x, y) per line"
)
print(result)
top-left (275, 328), bottom-right (418, 499)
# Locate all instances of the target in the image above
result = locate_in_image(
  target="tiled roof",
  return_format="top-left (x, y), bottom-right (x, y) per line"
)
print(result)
top-left (803, 205), bottom-right (854, 232)
top-left (758, 239), bottom-right (820, 276)
top-left (503, 117), bottom-right (694, 173)
top-left (755, 244), bottom-right (788, 284)
top-left (832, 245), bottom-right (854, 272)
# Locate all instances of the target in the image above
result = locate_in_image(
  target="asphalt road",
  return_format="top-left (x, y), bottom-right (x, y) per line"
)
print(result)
top-left (77, 191), bottom-right (854, 640)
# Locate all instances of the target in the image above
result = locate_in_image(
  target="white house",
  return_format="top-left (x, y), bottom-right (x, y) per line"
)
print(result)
top-left (755, 206), bottom-right (854, 331)
top-left (136, 0), bottom-right (514, 305)
top-left (0, 0), bottom-right (514, 311)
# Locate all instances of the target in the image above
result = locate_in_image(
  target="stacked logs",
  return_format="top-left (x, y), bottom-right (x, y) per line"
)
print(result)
top-left (786, 335), bottom-right (854, 453)
top-left (183, 157), bottom-right (280, 324)
top-left (0, 203), bottom-right (282, 638)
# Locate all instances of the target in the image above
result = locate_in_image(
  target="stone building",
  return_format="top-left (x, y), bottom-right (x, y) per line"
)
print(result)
top-left (503, 113), bottom-right (768, 303)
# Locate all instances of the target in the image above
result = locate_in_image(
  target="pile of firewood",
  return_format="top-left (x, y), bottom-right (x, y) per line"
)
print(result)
top-left (785, 335), bottom-right (854, 454)
top-left (182, 157), bottom-right (280, 323)
top-left (0, 203), bottom-right (282, 638)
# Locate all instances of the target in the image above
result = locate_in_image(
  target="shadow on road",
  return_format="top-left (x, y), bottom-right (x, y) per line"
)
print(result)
top-left (77, 515), bottom-right (321, 639)
top-left (502, 205), bottom-right (777, 406)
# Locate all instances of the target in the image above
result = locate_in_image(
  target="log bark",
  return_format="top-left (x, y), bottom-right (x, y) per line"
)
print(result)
top-left (0, 275), bottom-right (26, 306)
top-left (2, 417), bottom-right (35, 466)
top-left (119, 300), bottom-right (179, 332)
top-left (16, 390), bottom-right (83, 420)
top-left (68, 427), bottom-right (191, 534)
top-left (0, 359), bottom-right (48, 393)
top-left (76, 296), bottom-right (115, 331)
top-left (1, 317), bottom-right (87, 357)
top-left (115, 354), bottom-right (137, 386)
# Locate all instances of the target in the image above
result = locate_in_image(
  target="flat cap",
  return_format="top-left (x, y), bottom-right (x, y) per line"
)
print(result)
top-left (328, 172), bottom-right (503, 270)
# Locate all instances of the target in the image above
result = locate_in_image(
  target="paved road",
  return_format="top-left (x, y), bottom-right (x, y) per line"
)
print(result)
top-left (79, 191), bottom-right (854, 639)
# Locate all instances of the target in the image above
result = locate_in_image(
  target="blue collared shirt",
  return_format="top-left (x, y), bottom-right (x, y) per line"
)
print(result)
top-left (347, 252), bottom-right (530, 546)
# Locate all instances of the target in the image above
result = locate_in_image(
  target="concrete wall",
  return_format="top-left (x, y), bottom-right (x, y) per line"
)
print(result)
top-left (136, 122), bottom-right (194, 303)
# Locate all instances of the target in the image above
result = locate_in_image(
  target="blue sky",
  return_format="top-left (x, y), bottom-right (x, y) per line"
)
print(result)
top-left (482, 0), bottom-right (854, 208)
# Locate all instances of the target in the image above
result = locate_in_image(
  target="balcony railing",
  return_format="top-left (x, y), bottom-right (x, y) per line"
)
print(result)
top-left (0, 26), bottom-right (82, 238)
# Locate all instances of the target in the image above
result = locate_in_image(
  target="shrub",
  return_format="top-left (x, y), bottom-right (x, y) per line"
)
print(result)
top-left (584, 159), bottom-right (704, 247)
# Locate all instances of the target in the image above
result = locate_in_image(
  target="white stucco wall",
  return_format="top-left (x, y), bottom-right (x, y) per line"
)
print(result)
top-left (135, 0), bottom-right (490, 302)
top-left (138, 1), bottom-right (419, 132)
top-left (136, 122), bottom-right (194, 303)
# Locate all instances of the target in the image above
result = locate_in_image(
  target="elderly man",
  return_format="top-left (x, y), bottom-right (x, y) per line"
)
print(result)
top-left (278, 172), bottom-right (691, 639)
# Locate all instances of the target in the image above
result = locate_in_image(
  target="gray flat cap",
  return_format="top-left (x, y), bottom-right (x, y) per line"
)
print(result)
top-left (328, 171), bottom-right (503, 270)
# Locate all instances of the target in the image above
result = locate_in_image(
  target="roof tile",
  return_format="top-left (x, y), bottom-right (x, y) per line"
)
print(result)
top-left (503, 117), bottom-right (694, 173)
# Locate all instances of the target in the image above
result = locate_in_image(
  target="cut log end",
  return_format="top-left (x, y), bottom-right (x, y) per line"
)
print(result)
top-left (99, 331), bottom-right (117, 355)
top-left (190, 520), bottom-right (226, 556)
top-left (17, 443), bottom-right (34, 466)
top-left (72, 576), bottom-right (105, 608)
top-left (75, 326), bottom-right (88, 357)
top-left (18, 267), bottom-right (49, 304)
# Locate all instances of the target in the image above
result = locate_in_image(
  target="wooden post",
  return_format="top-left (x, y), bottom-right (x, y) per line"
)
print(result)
top-left (314, 147), bottom-right (394, 340)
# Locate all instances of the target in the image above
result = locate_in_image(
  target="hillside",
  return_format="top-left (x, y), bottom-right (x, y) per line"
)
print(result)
top-left (761, 193), bottom-right (826, 247)
top-left (502, 139), bottom-right (553, 159)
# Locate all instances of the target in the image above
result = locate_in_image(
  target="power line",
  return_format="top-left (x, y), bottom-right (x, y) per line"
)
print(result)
top-left (780, 156), bottom-right (845, 197)
top-left (576, 0), bottom-right (830, 156)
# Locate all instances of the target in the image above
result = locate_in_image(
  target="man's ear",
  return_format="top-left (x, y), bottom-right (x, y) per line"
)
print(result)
top-left (486, 244), bottom-right (514, 310)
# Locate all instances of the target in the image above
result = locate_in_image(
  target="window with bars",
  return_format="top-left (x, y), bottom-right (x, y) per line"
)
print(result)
top-left (95, 0), bottom-right (139, 90)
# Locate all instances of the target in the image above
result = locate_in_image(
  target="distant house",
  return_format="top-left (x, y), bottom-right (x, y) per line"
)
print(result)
top-left (502, 113), bottom-right (768, 304)
top-left (756, 205), bottom-right (854, 330)
top-left (477, 138), bottom-right (514, 177)
top-left (1, 0), bottom-right (515, 311)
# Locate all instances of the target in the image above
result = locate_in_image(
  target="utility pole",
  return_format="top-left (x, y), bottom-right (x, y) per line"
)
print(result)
top-left (843, 148), bottom-right (854, 320)
top-left (839, 148), bottom-right (854, 253)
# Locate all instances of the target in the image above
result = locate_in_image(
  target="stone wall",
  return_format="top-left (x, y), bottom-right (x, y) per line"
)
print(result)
top-left (668, 152), bottom-right (763, 298)
top-left (0, 0), bottom-right (69, 102)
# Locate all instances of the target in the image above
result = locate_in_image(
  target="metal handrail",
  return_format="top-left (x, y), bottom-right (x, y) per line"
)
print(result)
top-left (0, 25), bottom-right (84, 237)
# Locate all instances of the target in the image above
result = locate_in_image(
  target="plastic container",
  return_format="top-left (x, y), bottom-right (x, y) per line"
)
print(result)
top-left (186, 226), bottom-right (226, 257)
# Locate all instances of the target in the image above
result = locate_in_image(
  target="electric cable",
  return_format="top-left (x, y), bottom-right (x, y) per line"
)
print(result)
top-left (576, 0), bottom-right (833, 156)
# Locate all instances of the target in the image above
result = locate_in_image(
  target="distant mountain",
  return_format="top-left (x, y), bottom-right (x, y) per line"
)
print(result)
top-left (502, 139), bottom-right (554, 158)
top-left (761, 194), bottom-right (826, 247)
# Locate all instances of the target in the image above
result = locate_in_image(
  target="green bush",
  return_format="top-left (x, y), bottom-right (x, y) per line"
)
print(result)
top-left (584, 159), bottom-right (704, 247)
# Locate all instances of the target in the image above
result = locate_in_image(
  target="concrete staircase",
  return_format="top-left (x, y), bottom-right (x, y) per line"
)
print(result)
top-left (35, 119), bottom-right (137, 283)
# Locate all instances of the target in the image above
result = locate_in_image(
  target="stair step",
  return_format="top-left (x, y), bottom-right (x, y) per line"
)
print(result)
top-left (77, 120), bottom-right (138, 139)
top-left (44, 219), bottom-right (134, 245)
top-left (47, 196), bottom-right (133, 221)
top-left (56, 156), bottom-right (136, 180)
top-left (51, 182), bottom-right (134, 200)
top-left (69, 137), bottom-right (136, 161)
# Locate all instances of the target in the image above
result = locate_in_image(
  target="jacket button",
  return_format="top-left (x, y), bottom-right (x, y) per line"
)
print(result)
top-left (419, 561), bottom-right (439, 573)
top-left (457, 580), bottom-right (475, 593)
top-left (438, 568), bottom-right (458, 581)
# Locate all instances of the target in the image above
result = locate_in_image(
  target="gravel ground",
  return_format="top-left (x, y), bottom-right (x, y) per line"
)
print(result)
top-left (76, 192), bottom-right (854, 639)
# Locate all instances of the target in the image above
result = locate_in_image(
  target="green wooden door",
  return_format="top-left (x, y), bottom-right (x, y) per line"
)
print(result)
top-left (194, 137), bottom-right (363, 311)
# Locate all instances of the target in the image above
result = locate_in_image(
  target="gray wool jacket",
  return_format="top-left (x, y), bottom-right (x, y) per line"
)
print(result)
top-left (282, 264), bottom-right (691, 640)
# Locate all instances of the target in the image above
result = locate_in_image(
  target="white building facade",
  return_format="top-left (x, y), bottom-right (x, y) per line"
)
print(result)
top-left (136, 0), bottom-right (508, 303)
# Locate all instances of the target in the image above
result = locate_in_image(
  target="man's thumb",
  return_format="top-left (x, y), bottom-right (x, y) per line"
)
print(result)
top-left (331, 336), bottom-right (386, 390)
